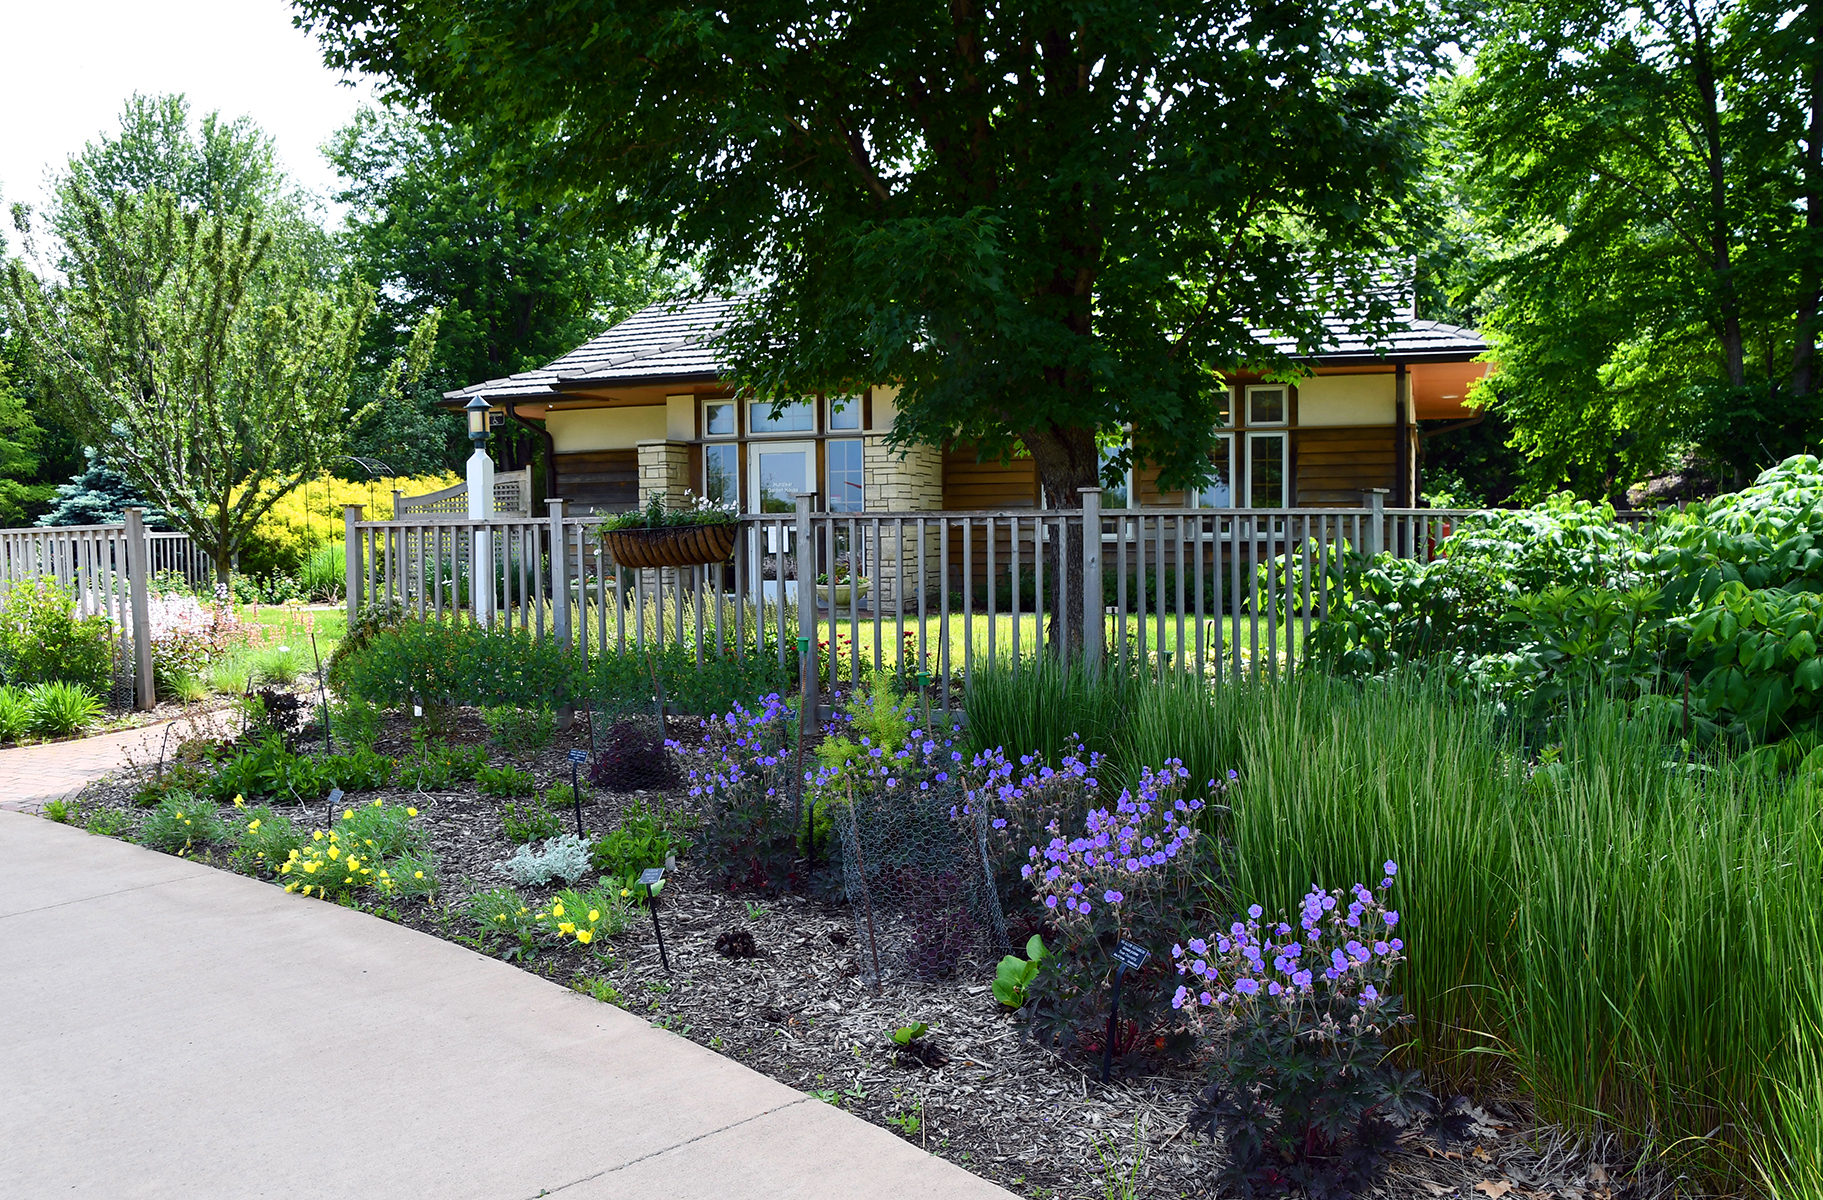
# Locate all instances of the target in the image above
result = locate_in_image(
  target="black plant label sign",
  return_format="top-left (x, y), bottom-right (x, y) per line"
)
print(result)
top-left (327, 788), bottom-right (344, 806)
top-left (568, 749), bottom-right (589, 764)
top-left (1114, 940), bottom-right (1151, 973)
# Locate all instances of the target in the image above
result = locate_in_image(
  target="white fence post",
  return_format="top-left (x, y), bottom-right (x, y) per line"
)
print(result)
top-left (122, 507), bottom-right (155, 710)
top-left (345, 505), bottom-right (364, 625)
top-left (548, 498), bottom-right (570, 648)
top-left (1079, 487), bottom-right (1102, 673)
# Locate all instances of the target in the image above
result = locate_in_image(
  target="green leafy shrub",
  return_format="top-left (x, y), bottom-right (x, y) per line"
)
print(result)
top-left (228, 804), bottom-right (304, 874)
top-left (501, 798), bottom-right (563, 845)
top-left (40, 797), bottom-right (74, 823)
top-left (139, 792), bottom-right (229, 855)
top-left (993, 935), bottom-right (1048, 1008)
top-left (590, 799), bottom-right (689, 880)
top-left (324, 597), bottom-right (406, 692)
top-left (329, 697), bottom-right (383, 748)
top-left (0, 685), bottom-right (31, 742)
top-left (85, 806), bottom-right (132, 837)
top-left (478, 763), bottom-right (536, 798)
top-left (26, 681), bottom-right (104, 737)
top-left (483, 704), bottom-right (555, 754)
top-left (206, 735), bottom-right (326, 803)
top-left (322, 745), bottom-right (396, 792)
top-left (0, 578), bottom-right (113, 694)
top-left (395, 734), bottom-right (486, 791)
top-left (279, 797), bottom-right (434, 901)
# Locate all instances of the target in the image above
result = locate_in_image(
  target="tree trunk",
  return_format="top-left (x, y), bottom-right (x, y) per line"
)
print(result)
top-left (1793, 3), bottom-right (1823, 398)
top-left (1691, 11), bottom-right (1748, 388)
top-left (1021, 422), bottom-right (1099, 658)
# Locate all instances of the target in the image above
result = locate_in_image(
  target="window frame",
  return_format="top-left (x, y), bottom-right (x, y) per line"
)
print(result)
top-left (702, 441), bottom-right (740, 508)
top-left (1244, 383), bottom-right (1290, 428)
top-left (1243, 430), bottom-right (1291, 509)
top-left (702, 399), bottom-right (738, 439)
top-left (825, 437), bottom-right (866, 512)
top-left (1189, 433), bottom-right (1237, 509)
top-left (826, 394), bottom-right (862, 432)
top-left (747, 397), bottom-right (817, 437)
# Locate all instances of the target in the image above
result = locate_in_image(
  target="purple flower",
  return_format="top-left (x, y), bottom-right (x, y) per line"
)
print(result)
top-left (1235, 978), bottom-right (1260, 996)
top-left (1103, 890), bottom-right (1123, 904)
top-left (1374, 940), bottom-right (1390, 956)
top-left (1384, 910), bottom-right (1400, 926)
top-left (1383, 861), bottom-right (1398, 877)
top-left (1248, 904), bottom-right (1263, 919)
top-left (1044, 895), bottom-right (1058, 909)
top-left (1188, 938), bottom-right (1208, 955)
top-left (1172, 986), bottom-right (1190, 1009)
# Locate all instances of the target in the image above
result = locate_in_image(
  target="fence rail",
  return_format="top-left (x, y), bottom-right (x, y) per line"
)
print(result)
top-left (0, 512), bottom-right (167, 708)
top-left (345, 491), bottom-right (1539, 711)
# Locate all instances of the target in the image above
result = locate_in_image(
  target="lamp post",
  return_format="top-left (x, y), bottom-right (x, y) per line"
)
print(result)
top-left (464, 396), bottom-right (496, 624)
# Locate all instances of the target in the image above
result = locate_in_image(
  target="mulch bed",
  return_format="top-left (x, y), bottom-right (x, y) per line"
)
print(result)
top-left (67, 707), bottom-right (1653, 1200)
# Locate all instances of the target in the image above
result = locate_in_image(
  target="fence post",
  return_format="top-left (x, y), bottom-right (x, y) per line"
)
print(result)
top-left (1079, 487), bottom-right (1103, 673)
top-left (796, 492), bottom-right (817, 721)
top-left (345, 505), bottom-right (364, 626)
top-left (122, 507), bottom-right (155, 711)
top-left (548, 498), bottom-right (570, 647)
top-left (1365, 488), bottom-right (1387, 557)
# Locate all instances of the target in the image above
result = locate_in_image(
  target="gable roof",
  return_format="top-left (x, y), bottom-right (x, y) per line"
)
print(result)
top-left (447, 293), bottom-right (1486, 403)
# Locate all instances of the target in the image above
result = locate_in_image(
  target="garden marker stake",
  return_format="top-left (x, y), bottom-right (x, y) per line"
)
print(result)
top-left (566, 749), bottom-right (588, 836)
top-left (1101, 941), bottom-right (1151, 1083)
top-left (640, 867), bottom-right (671, 972)
top-left (793, 636), bottom-right (811, 868)
top-left (310, 631), bottom-right (330, 754)
top-left (324, 787), bottom-right (344, 832)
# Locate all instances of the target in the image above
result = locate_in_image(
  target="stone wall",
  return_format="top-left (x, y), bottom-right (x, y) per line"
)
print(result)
top-left (636, 440), bottom-right (691, 510)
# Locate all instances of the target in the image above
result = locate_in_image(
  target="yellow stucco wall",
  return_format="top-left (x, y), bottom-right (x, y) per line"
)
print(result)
top-left (547, 405), bottom-right (667, 452)
top-left (1296, 375), bottom-right (1396, 426)
top-left (870, 385), bottom-right (900, 432)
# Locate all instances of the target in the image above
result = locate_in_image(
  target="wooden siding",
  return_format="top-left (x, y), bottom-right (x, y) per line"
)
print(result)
top-left (941, 445), bottom-right (1039, 510)
top-left (554, 449), bottom-right (638, 512)
top-left (1294, 426), bottom-right (1397, 507)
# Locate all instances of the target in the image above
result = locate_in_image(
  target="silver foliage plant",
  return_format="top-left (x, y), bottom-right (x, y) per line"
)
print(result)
top-left (498, 834), bottom-right (592, 887)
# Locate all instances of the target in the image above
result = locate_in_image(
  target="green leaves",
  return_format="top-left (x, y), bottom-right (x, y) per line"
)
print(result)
top-left (992, 935), bottom-right (1048, 1008)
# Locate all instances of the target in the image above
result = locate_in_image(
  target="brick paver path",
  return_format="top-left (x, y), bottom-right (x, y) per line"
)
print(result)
top-left (0, 709), bottom-right (236, 813)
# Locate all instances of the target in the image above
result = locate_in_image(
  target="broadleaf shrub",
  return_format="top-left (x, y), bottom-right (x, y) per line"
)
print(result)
top-left (0, 579), bottom-right (113, 694)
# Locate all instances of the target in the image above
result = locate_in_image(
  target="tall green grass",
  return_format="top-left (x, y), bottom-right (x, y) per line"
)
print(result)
top-left (966, 663), bottom-right (1823, 1190)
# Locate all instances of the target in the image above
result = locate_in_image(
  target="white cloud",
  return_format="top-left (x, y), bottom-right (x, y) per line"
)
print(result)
top-left (0, 0), bottom-right (375, 217)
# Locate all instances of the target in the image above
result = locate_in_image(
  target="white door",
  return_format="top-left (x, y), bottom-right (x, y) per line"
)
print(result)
top-left (749, 441), bottom-right (815, 569)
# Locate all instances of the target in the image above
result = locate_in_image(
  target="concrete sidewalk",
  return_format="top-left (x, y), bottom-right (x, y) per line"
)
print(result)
top-left (0, 812), bottom-right (1014, 1200)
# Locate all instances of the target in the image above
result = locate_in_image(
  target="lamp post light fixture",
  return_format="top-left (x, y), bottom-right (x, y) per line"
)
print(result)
top-left (465, 395), bottom-right (492, 451)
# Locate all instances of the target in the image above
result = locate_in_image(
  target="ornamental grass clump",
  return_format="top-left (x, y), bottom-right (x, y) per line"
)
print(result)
top-left (533, 883), bottom-right (632, 946)
top-left (1175, 870), bottom-right (1425, 1199)
top-left (138, 792), bottom-right (230, 856)
top-left (1019, 761), bottom-right (1210, 1071)
top-left (279, 798), bottom-right (433, 900)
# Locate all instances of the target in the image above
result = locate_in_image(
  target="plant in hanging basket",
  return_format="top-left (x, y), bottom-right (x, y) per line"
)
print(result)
top-left (602, 493), bottom-right (739, 568)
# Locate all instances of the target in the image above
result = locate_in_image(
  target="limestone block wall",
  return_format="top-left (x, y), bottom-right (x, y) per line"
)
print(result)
top-left (858, 437), bottom-right (943, 610)
top-left (636, 440), bottom-right (691, 510)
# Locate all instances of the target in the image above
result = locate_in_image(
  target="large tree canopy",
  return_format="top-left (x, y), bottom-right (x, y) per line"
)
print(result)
top-left (1448, 0), bottom-right (1823, 498)
top-left (296, 0), bottom-right (1438, 509)
top-left (326, 107), bottom-right (676, 477)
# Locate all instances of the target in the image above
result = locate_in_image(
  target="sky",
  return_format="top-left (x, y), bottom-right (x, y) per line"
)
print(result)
top-left (0, 0), bottom-right (376, 222)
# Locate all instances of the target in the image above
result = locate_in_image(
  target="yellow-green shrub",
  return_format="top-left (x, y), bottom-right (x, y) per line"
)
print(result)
top-left (237, 471), bottom-right (462, 577)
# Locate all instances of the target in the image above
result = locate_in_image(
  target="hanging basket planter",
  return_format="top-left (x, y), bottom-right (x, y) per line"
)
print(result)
top-left (603, 522), bottom-right (739, 569)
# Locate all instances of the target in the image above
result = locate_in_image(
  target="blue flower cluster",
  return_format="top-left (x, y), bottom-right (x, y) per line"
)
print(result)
top-left (1171, 864), bottom-right (1404, 1015)
top-left (1023, 760), bottom-right (1206, 927)
top-left (670, 693), bottom-right (796, 814)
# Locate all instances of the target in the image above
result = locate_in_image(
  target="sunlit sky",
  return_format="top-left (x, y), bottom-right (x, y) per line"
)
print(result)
top-left (0, 0), bottom-right (375, 225)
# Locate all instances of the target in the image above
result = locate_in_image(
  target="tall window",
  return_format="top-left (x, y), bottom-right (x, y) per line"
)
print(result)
top-left (1246, 433), bottom-right (1287, 508)
top-left (704, 442), bottom-right (739, 507)
top-left (749, 398), bottom-right (814, 433)
top-left (827, 439), bottom-right (864, 510)
top-left (1191, 435), bottom-right (1235, 508)
top-left (1098, 441), bottom-right (1132, 509)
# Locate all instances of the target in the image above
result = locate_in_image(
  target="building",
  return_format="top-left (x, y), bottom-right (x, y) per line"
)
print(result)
top-left (446, 294), bottom-right (1489, 515)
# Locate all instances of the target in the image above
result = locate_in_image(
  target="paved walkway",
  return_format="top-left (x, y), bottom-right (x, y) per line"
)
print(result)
top-left (0, 708), bottom-right (236, 813)
top-left (0, 812), bottom-right (1013, 1199)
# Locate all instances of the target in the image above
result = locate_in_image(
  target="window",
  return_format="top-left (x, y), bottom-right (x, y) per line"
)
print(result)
top-left (704, 443), bottom-right (739, 507)
top-left (1246, 433), bottom-right (1288, 508)
top-left (752, 444), bottom-right (811, 512)
top-left (749, 398), bottom-right (814, 433)
top-left (827, 439), bottom-right (864, 511)
top-left (703, 400), bottom-right (736, 437)
top-left (828, 395), bottom-right (861, 431)
top-left (1098, 441), bottom-right (1132, 509)
top-left (1246, 384), bottom-right (1288, 426)
top-left (1217, 386), bottom-right (1234, 428)
top-left (1190, 435), bottom-right (1236, 508)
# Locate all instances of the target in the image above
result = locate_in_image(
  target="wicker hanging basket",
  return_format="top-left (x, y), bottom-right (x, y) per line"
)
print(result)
top-left (603, 522), bottom-right (739, 568)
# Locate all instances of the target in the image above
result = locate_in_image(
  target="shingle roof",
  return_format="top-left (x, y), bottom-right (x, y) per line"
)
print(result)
top-left (447, 293), bottom-right (1485, 403)
top-left (445, 295), bottom-right (737, 402)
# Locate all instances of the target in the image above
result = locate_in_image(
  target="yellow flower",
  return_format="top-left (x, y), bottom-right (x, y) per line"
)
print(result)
top-left (496, 914), bottom-right (507, 923)
top-left (414, 871), bottom-right (424, 880)
top-left (327, 847), bottom-right (340, 860)
top-left (558, 921), bottom-right (575, 935)
top-left (232, 795), bottom-right (245, 808)
top-left (588, 909), bottom-right (600, 922)
top-left (364, 839), bottom-right (374, 847)
top-left (303, 861), bottom-right (320, 874)
top-left (247, 819), bottom-right (261, 831)
top-left (301, 885), bottom-right (312, 896)
top-left (552, 902), bottom-right (564, 918)
top-left (283, 882), bottom-right (297, 893)
top-left (576, 929), bottom-right (593, 945)
top-left (343, 809), bottom-right (353, 819)
top-left (371, 798), bottom-right (382, 807)
top-left (620, 889), bottom-right (631, 898)
top-left (343, 876), bottom-right (353, 884)
top-left (312, 830), bottom-right (324, 842)
top-left (406, 807), bottom-right (417, 817)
